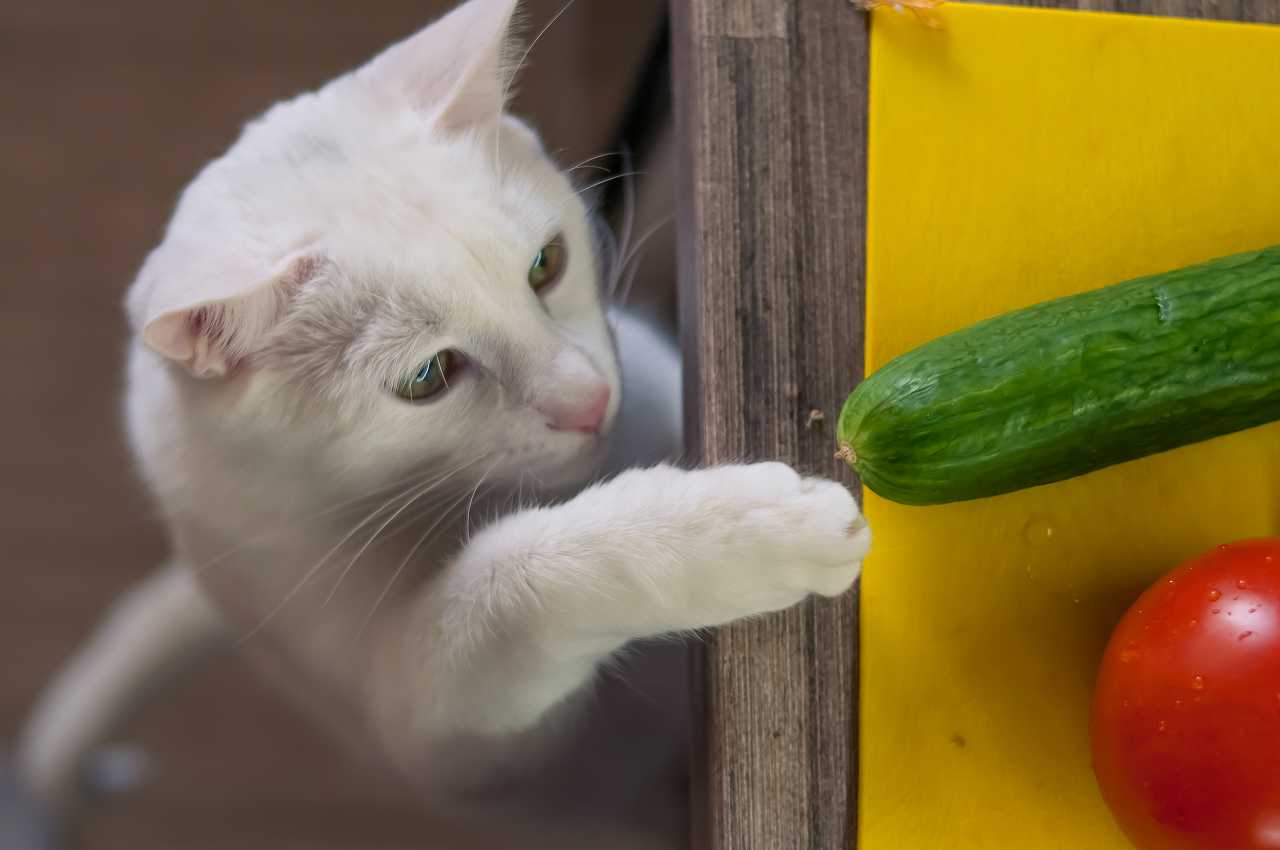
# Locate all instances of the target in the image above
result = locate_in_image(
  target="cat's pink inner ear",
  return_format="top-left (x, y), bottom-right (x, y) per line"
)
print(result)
top-left (139, 254), bottom-right (320, 380)
top-left (360, 0), bottom-right (521, 131)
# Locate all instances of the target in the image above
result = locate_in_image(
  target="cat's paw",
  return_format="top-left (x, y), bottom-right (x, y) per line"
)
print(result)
top-left (729, 462), bottom-right (871, 597)
top-left (683, 462), bottom-right (871, 622)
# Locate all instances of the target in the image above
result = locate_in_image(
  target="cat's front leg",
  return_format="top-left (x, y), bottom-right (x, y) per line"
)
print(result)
top-left (388, 462), bottom-right (869, 742)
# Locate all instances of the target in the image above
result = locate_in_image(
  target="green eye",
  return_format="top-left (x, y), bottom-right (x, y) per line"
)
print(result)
top-left (395, 350), bottom-right (457, 403)
top-left (528, 234), bottom-right (567, 293)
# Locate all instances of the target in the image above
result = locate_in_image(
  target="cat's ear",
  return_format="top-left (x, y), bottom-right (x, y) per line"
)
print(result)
top-left (357, 0), bottom-right (522, 132)
top-left (127, 243), bottom-right (321, 379)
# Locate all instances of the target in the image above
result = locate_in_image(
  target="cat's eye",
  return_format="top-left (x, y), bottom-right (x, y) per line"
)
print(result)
top-left (527, 234), bottom-right (567, 294)
top-left (395, 351), bottom-right (457, 403)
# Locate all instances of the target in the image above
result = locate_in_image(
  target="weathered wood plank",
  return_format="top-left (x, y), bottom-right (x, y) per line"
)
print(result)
top-left (985, 0), bottom-right (1279, 19)
top-left (673, 1), bottom-right (868, 847)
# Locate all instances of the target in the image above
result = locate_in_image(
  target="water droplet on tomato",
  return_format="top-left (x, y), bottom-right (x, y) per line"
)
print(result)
top-left (1188, 619), bottom-right (1199, 628)
top-left (1239, 631), bottom-right (1254, 641)
top-left (1212, 608), bottom-right (1221, 614)
top-left (1237, 579), bottom-right (1249, 589)
top-left (1208, 589), bottom-right (1222, 602)
top-left (1157, 720), bottom-right (1168, 733)
top-left (1249, 608), bottom-right (1257, 614)
top-left (1191, 675), bottom-right (1206, 691)
top-left (1120, 645), bottom-right (1139, 663)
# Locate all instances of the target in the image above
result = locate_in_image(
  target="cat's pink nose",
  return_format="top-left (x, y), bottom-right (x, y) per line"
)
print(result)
top-left (541, 385), bottom-right (610, 434)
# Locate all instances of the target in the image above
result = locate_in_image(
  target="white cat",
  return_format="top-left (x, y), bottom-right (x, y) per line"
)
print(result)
top-left (18, 1), bottom-right (870, 847)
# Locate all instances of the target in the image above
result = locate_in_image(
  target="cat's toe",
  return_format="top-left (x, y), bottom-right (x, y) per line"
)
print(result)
top-left (784, 477), bottom-right (870, 596)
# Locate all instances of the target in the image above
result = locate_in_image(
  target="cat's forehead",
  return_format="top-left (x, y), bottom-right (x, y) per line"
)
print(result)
top-left (223, 89), bottom-right (569, 258)
top-left (326, 168), bottom-right (566, 305)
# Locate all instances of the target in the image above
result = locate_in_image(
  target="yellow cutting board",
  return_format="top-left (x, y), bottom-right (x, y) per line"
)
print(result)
top-left (860, 4), bottom-right (1280, 849)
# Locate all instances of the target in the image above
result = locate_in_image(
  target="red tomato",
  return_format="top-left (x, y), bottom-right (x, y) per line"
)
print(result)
top-left (1092, 538), bottom-right (1280, 850)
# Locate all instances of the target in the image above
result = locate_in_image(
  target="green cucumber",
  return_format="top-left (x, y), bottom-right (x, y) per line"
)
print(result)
top-left (837, 245), bottom-right (1280, 506)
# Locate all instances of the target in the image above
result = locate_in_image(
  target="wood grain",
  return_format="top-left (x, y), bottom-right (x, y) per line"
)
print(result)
top-left (673, 1), bottom-right (868, 848)
top-left (983, 0), bottom-right (1280, 18)
top-left (676, 1), bottom-right (1278, 849)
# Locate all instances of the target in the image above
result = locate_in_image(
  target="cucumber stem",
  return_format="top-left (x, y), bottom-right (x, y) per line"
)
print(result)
top-left (834, 443), bottom-right (858, 465)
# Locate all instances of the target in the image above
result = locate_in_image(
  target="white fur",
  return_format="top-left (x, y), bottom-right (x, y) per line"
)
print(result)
top-left (20, 2), bottom-right (871, 847)
top-left (17, 565), bottom-right (226, 827)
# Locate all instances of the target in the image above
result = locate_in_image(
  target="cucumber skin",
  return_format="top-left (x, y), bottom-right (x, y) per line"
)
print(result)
top-left (838, 245), bottom-right (1280, 506)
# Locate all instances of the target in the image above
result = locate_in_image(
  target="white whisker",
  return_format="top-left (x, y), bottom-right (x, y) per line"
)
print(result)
top-left (618, 213), bottom-right (673, 281)
top-left (616, 213), bottom-right (674, 306)
top-left (564, 150), bottom-right (620, 174)
top-left (355, 473), bottom-right (498, 642)
top-left (194, 464), bottom-right (446, 575)
top-left (320, 453), bottom-right (489, 608)
top-left (611, 148), bottom-right (636, 297)
top-left (464, 459), bottom-right (502, 542)
top-left (496, 0), bottom-right (578, 167)
top-left (238, 453), bottom-right (492, 643)
top-left (575, 171), bottom-right (643, 200)
top-left (437, 353), bottom-right (450, 389)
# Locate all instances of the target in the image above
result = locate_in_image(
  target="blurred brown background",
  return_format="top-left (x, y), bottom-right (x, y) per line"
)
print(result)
top-left (1, 2), bottom-right (674, 847)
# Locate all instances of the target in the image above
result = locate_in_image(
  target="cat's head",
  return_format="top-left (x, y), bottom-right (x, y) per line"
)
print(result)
top-left (126, 0), bottom-right (619, 499)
